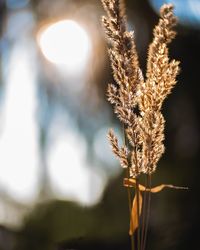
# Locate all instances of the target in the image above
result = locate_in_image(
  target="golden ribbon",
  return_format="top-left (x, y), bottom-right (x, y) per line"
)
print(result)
top-left (123, 178), bottom-right (188, 235)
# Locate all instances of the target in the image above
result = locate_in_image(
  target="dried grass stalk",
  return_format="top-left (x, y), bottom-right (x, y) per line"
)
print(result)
top-left (101, 2), bottom-right (182, 249)
top-left (101, 1), bottom-right (180, 177)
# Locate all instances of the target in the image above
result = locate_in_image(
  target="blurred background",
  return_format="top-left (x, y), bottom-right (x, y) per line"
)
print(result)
top-left (0, 0), bottom-right (199, 249)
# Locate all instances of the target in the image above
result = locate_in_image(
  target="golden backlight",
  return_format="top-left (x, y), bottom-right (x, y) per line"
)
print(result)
top-left (38, 20), bottom-right (91, 72)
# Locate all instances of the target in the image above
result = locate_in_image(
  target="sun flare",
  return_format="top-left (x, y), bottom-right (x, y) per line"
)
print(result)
top-left (38, 20), bottom-right (91, 72)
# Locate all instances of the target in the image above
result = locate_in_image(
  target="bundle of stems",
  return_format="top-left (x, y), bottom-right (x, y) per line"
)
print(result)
top-left (101, 1), bottom-right (180, 249)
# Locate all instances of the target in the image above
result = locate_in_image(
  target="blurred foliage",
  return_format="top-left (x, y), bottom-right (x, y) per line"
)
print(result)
top-left (16, 174), bottom-right (130, 250)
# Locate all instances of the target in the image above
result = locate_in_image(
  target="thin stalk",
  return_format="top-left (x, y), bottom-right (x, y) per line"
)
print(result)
top-left (135, 177), bottom-right (141, 250)
top-left (140, 176), bottom-right (148, 250)
top-left (123, 126), bottom-right (135, 250)
top-left (126, 168), bottom-right (135, 250)
top-left (142, 174), bottom-right (152, 250)
top-left (133, 137), bottom-right (140, 250)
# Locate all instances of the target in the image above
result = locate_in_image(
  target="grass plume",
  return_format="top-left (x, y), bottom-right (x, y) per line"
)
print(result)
top-left (102, 1), bottom-right (179, 177)
top-left (101, 1), bottom-right (180, 249)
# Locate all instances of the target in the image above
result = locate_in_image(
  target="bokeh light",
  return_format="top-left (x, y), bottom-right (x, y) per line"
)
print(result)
top-left (47, 128), bottom-right (105, 205)
top-left (0, 41), bottom-right (39, 204)
top-left (38, 20), bottom-right (91, 73)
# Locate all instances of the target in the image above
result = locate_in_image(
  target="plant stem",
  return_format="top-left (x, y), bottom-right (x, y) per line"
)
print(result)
top-left (126, 168), bottom-right (135, 250)
top-left (123, 126), bottom-right (135, 250)
top-left (142, 174), bottom-right (152, 250)
top-left (141, 176), bottom-right (148, 250)
top-left (135, 177), bottom-right (140, 250)
top-left (132, 133), bottom-right (141, 250)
